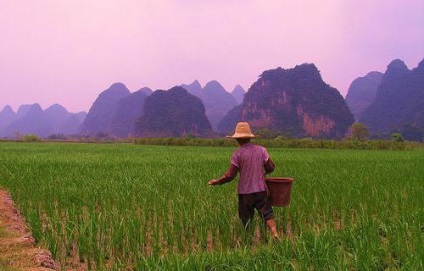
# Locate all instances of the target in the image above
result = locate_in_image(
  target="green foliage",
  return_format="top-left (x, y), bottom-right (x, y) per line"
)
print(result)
top-left (351, 123), bottom-right (369, 140)
top-left (134, 137), bottom-right (238, 147)
top-left (391, 133), bottom-right (404, 143)
top-left (133, 137), bottom-right (423, 150)
top-left (21, 134), bottom-right (41, 142)
top-left (255, 128), bottom-right (280, 139)
top-left (0, 143), bottom-right (424, 269)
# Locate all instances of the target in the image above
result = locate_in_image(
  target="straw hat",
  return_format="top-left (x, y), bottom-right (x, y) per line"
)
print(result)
top-left (227, 122), bottom-right (256, 139)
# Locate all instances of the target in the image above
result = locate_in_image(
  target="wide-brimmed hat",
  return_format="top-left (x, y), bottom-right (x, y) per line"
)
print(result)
top-left (226, 122), bottom-right (256, 139)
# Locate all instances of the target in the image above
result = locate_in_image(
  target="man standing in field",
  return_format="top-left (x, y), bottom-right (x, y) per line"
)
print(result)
top-left (208, 122), bottom-right (279, 239)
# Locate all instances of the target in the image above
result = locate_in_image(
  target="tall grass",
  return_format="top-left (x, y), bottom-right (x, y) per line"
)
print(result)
top-left (0, 142), bottom-right (423, 270)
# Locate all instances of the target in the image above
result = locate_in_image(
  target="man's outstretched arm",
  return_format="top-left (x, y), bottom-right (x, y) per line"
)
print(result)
top-left (208, 164), bottom-right (238, 185)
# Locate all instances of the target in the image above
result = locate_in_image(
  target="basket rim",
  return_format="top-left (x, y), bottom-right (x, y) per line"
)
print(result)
top-left (265, 177), bottom-right (294, 183)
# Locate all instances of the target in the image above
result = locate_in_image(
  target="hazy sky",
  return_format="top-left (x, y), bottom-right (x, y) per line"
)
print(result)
top-left (1, 0), bottom-right (423, 112)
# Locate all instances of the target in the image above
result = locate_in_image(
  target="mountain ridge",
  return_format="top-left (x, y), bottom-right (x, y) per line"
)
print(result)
top-left (219, 63), bottom-right (353, 138)
top-left (359, 58), bottom-right (424, 140)
top-left (0, 103), bottom-right (85, 138)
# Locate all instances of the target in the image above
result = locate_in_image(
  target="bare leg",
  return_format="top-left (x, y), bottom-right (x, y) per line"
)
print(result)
top-left (266, 218), bottom-right (279, 238)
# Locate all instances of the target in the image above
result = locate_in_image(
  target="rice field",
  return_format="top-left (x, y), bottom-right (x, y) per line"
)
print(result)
top-left (0, 142), bottom-right (423, 270)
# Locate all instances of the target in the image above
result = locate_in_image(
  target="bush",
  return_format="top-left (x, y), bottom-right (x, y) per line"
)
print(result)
top-left (351, 123), bottom-right (369, 140)
top-left (22, 134), bottom-right (41, 142)
top-left (391, 133), bottom-right (404, 143)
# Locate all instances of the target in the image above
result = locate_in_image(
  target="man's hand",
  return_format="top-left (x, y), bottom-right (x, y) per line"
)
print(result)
top-left (208, 164), bottom-right (238, 186)
top-left (208, 179), bottom-right (219, 185)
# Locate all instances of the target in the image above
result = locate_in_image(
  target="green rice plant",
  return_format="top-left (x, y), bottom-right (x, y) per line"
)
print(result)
top-left (0, 142), bottom-right (423, 269)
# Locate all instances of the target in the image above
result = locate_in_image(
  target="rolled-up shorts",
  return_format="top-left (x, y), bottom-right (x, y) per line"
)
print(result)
top-left (238, 191), bottom-right (274, 226)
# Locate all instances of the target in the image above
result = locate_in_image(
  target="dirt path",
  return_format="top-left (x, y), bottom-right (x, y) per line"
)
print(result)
top-left (0, 189), bottom-right (57, 271)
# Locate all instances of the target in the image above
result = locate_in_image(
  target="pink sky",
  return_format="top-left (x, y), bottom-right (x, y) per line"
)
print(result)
top-left (1, 0), bottom-right (423, 112)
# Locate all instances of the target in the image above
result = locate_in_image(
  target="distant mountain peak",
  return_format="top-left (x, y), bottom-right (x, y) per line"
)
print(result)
top-left (135, 85), bottom-right (212, 137)
top-left (417, 58), bottom-right (424, 70)
top-left (46, 103), bottom-right (68, 112)
top-left (295, 63), bottom-right (319, 71)
top-left (387, 59), bottom-right (408, 70)
top-left (181, 80), bottom-right (237, 131)
top-left (1, 105), bottom-right (15, 114)
top-left (168, 86), bottom-right (188, 95)
top-left (28, 103), bottom-right (43, 113)
top-left (203, 80), bottom-right (226, 93)
top-left (384, 59), bottom-right (410, 81)
top-left (136, 87), bottom-right (153, 96)
top-left (294, 63), bottom-right (322, 81)
top-left (0, 105), bottom-right (17, 129)
top-left (366, 71), bottom-right (384, 79)
top-left (17, 104), bottom-right (35, 118)
top-left (231, 85), bottom-right (246, 105)
top-left (345, 71), bottom-right (383, 121)
top-left (189, 80), bottom-right (202, 89)
top-left (0, 103), bottom-right (84, 138)
top-left (79, 83), bottom-right (131, 136)
top-left (101, 82), bottom-right (131, 97)
top-left (260, 63), bottom-right (322, 84)
top-left (110, 90), bottom-right (149, 138)
top-left (219, 64), bottom-right (353, 138)
top-left (232, 84), bottom-right (245, 93)
top-left (360, 59), bottom-right (424, 140)
top-left (180, 80), bottom-right (202, 93)
top-left (204, 80), bottom-right (220, 86)
top-left (44, 104), bottom-right (70, 123)
top-left (110, 82), bottom-right (127, 90)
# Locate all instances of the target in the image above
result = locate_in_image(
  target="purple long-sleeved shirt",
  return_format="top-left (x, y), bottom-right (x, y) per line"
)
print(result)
top-left (231, 143), bottom-right (271, 194)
